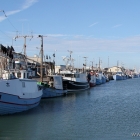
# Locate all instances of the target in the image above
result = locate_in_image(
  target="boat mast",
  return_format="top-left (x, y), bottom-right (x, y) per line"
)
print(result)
top-left (99, 57), bottom-right (100, 71)
top-left (38, 35), bottom-right (43, 82)
top-left (67, 50), bottom-right (73, 70)
top-left (117, 60), bottom-right (119, 72)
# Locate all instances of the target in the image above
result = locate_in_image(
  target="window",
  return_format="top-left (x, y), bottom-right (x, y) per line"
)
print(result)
top-left (54, 77), bottom-right (61, 85)
top-left (65, 74), bottom-right (74, 77)
top-left (74, 74), bottom-right (80, 78)
top-left (17, 72), bottom-right (21, 78)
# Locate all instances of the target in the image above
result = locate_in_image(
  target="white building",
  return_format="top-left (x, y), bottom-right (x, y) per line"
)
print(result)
top-left (55, 65), bottom-right (66, 74)
top-left (107, 66), bottom-right (123, 73)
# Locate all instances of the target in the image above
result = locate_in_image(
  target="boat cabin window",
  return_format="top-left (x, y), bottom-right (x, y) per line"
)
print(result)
top-left (22, 82), bottom-right (25, 87)
top-left (48, 77), bottom-right (54, 88)
top-left (50, 77), bottom-right (53, 81)
top-left (17, 72), bottom-right (21, 78)
top-left (74, 74), bottom-right (80, 78)
top-left (11, 72), bottom-right (16, 79)
top-left (64, 74), bottom-right (74, 77)
top-left (24, 73), bottom-right (25, 78)
top-left (54, 77), bottom-right (61, 85)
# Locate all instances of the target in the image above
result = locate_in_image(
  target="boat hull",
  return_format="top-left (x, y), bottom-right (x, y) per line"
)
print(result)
top-left (113, 75), bottom-right (123, 80)
top-left (0, 78), bottom-right (43, 115)
top-left (89, 82), bottom-right (96, 87)
top-left (96, 78), bottom-right (102, 85)
top-left (90, 75), bottom-right (96, 87)
top-left (63, 80), bottom-right (90, 93)
top-left (42, 87), bottom-right (67, 98)
top-left (102, 76), bottom-right (106, 84)
top-left (0, 92), bottom-right (42, 115)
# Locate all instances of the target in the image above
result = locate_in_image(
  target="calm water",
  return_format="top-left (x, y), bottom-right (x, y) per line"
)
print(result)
top-left (1, 78), bottom-right (140, 140)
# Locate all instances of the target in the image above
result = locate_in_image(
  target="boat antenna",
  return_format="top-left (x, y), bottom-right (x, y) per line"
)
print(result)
top-left (67, 50), bottom-right (73, 70)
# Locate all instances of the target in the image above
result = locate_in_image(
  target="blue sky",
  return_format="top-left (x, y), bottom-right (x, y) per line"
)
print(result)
top-left (0, 0), bottom-right (140, 70)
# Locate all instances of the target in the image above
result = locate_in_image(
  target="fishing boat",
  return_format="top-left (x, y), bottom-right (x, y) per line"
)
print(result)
top-left (59, 51), bottom-right (90, 93)
top-left (132, 74), bottom-right (139, 78)
top-left (113, 72), bottom-right (123, 80)
top-left (0, 47), bottom-right (43, 115)
top-left (0, 75), bottom-right (42, 115)
top-left (89, 71), bottom-right (96, 87)
top-left (37, 75), bottom-right (67, 98)
top-left (96, 73), bottom-right (103, 85)
top-left (101, 73), bottom-right (106, 84)
top-left (60, 70), bottom-right (90, 93)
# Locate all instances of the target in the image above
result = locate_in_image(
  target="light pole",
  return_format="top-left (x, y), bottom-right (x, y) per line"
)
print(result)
top-left (108, 56), bottom-right (109, 68)
top-left (53, 49), bottom-right (57, 74)
top-left (91, 61), bottom-right (93, 70)
top-left (83, 57), bottom-right (87, 72)
top-left (78, 55), bottom-right (80, 69)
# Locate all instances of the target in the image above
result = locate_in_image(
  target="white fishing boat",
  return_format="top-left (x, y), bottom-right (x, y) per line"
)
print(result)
top-left (0, 75), bottom-right (42, 115)
top-left (0, 47), bottom-right (43, 115)
top-left (0, 68), bottom-right (42, 115)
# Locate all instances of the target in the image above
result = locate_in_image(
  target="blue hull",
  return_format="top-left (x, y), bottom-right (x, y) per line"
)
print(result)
top-left (122, 75), bottom-right (127, 80)
top-left (42, 88), bottom-right (67, 98)
top-left (133, 75), bottom-right (139, 78)
top-left (96, 78), bottom-right (102, 85)
top-left (63, 80), bottom-right (90, 93)
top-left (102, 77), bottom-right (106, 84)
top-left (0, 92), bottom-right (42, 115)
top-left (113, 75), bottom-right (123, 80)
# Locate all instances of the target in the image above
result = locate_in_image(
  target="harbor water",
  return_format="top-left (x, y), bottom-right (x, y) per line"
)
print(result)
top-left (1, 78), bottom-right (140, 140)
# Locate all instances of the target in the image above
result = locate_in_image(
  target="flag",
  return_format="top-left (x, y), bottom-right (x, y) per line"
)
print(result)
top-left (46, 55), bottom-right (48, 59)
top-left (53, 53), bottom-right (55, 57)
top-left (49, 56), bottom-right (51, 59)
top-left (83, 64), bottom-right (86, 66)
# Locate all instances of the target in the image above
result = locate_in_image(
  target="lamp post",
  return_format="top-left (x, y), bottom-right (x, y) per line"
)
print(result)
top-left (53, 49), bottom-right (57, 74)
top-left (91, 61), bottom-right (93, 70)
top-left (108, 56), bottom-right (109, 68)
top-left (83, 57), bottom-right (87, 73)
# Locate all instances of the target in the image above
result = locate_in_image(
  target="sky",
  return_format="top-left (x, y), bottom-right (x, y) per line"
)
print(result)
top-left (0, 0), bottom-right (140, 70)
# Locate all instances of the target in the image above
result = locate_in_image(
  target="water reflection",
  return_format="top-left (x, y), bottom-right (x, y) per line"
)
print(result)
top-left (1, 79), bottom-right (140, 139)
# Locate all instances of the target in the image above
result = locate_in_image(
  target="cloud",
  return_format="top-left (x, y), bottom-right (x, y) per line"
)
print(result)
top-left (40, 34), bottom-right (140, 53)
top-left (0, 0), bottom-right (38, 22)
top-left (0, 16), bottom-right (6, 22)
top-left (21, 0), bottom-right (38, 10)
top-left (6, 10), bottom-right (21, 16)
top-left (89, 22), bottom-right (98, 27)
top-left (112, 24), bottom-right (122, 28)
